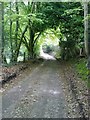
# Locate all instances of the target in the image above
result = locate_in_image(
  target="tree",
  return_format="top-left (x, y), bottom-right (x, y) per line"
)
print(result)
top-left (2, 2), bottom-right (85, 63)
top-left (1, 2), bottom-right (7, 63)
top-left (9, 2), bottom-right (13, 62)
top-left (84, 2), bottom-right (88, 55)
top-left (15, 1), bottom-right (19, 48)
top-left (88, 2), bottom-right (90, 58)
top-left (0, 2), bottom-right (2, 64)
top-left (43, 3), bottom-right (84, 59)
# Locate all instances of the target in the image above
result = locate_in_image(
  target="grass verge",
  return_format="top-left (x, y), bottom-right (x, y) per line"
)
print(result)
top-left (75, 58), bottom-right (88, 82)
top-left (67, 58), bottom-right (88, 87)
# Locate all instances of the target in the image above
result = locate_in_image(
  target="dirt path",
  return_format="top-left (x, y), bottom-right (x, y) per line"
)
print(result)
top-left (2, 60), bottom-right (68, 118)
top-left (2, 60), bottom-right (88, 118)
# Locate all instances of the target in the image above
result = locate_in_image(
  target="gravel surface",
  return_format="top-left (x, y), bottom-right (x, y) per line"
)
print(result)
top-left (2, 60), bottom-right (88, 118)
top-left (2, 61), bottom-right (68, 118)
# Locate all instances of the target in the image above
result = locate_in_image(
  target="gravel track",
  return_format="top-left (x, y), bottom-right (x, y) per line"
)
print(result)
top-left (2, 60), bottom-right (88, 118)
top-left (2, 61), bottom-right (68, 118)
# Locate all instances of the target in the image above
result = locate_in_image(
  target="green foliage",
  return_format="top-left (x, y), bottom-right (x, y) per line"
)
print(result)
top-left (75, 58), bottom-right (88, 81)
top-left (2, 2), bottom-right (85, 62)
top-left (59, 2), bottom-right (84, 60)
top-left (60, 40), bottom-right (79, 60)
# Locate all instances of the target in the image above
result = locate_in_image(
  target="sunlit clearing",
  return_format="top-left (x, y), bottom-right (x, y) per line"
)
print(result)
top-left (38, 29), bottom-right (60, 60)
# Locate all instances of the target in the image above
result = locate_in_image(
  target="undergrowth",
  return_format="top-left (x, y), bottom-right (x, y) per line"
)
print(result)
top-left (75, 58), bottom-right (88, 82)
top-left (68, 58), bottom-right (88, 87)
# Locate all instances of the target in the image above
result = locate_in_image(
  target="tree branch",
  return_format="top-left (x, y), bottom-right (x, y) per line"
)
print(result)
top-left (34, 32), bottom-right (41, 44)
top-left (23, 36), bottom-right (29, 50)
top-left (15, 25), bottom-right (28, 58)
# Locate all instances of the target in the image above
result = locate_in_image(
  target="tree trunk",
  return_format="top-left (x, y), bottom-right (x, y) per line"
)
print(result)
top-left (88, 2), bottom-right (90, 56)
top-left (88, 3), bottom-right (90, 118)
top-left (14, 25), bottom-right (28, 62)
top-left (87, 3), bottom-right (90, 71)
top-left (27, 2), bottom-right (41, 59)
top-left (1, 2), bottom-right (4, 63)
top-left (0, 3), bottom-right (2, 64)
top-left (13, 1), bottom-right (19, 62)
top-left (84, 2), bottom-right (88, 55)
top-left (10, 2), bottom-right (13, 62)
top-left (29, 28), bottom-right (34, 59)
top-left (1, 2), bottom-right (7, 64)
top-left (84, 3), bottom-right (90, 116)
top-left (15, 1), bottom-right (19, 48)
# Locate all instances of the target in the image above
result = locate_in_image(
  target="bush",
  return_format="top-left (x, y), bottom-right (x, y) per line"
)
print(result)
top-left (60, 40), bottom-right (79, 60)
